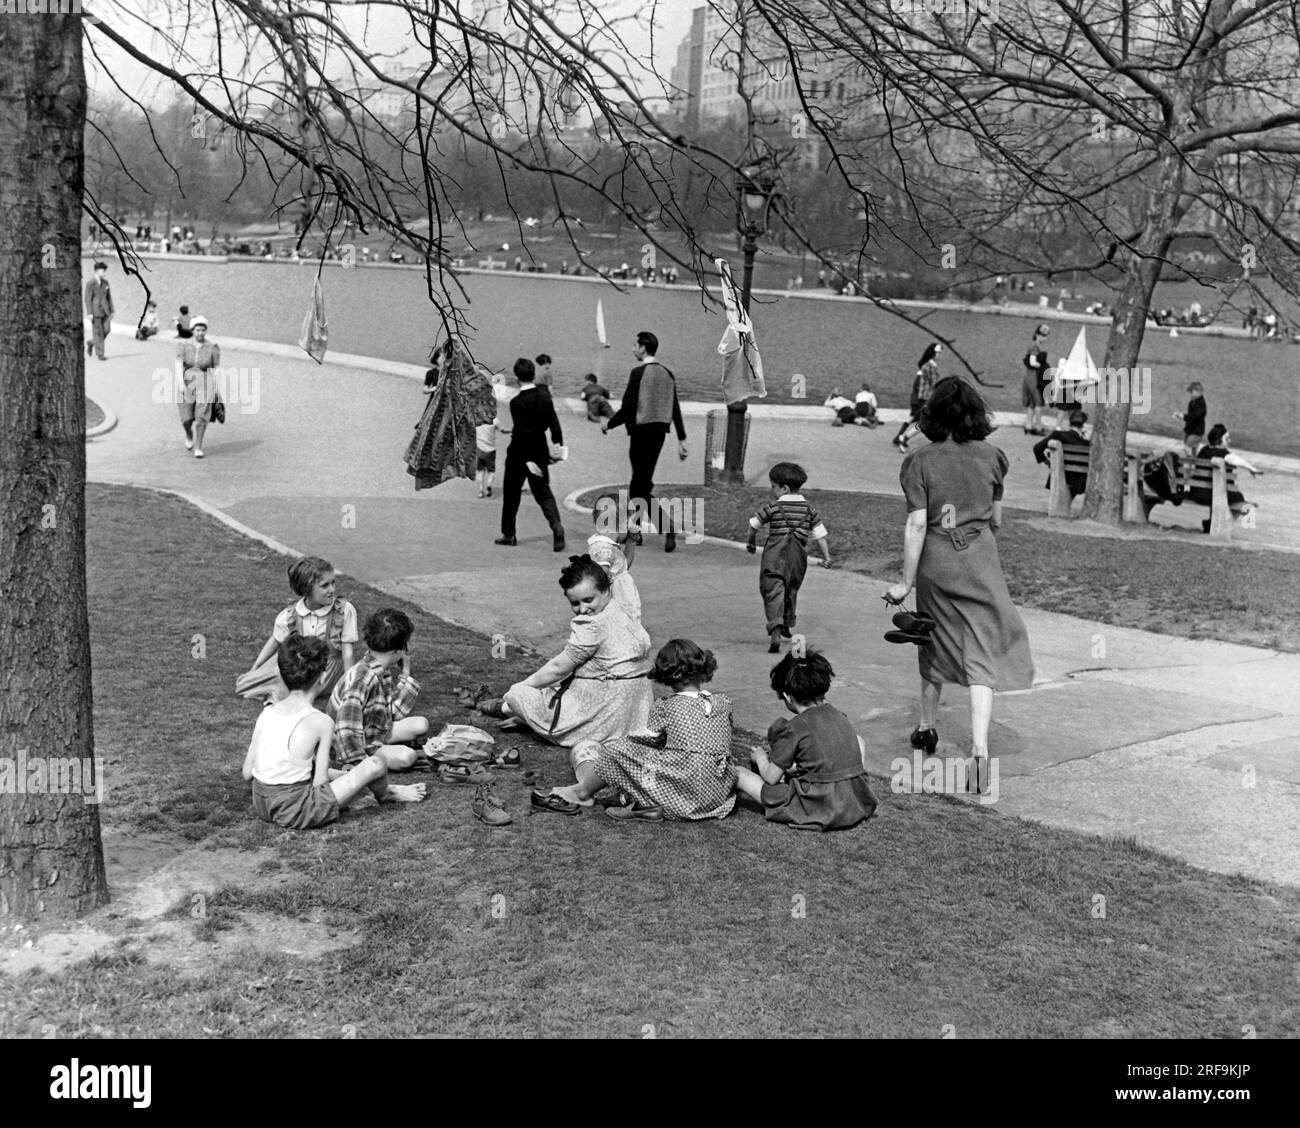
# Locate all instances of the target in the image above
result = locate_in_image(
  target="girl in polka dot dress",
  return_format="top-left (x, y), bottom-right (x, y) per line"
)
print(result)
top-left (578, 639), bottom-right (737, 820)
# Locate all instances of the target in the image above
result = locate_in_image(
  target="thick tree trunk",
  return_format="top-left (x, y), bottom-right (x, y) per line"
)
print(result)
top-left (0, 17), bottom-right (109, 918)
top-left (1081, 150), bottom-right (1184, 525)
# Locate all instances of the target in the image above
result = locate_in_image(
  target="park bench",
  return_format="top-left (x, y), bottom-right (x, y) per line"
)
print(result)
top-left (1046, 441), bottom-right (1254, 540)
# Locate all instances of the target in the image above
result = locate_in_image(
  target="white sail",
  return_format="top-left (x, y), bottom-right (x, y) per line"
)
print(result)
top-left (596, 299), bottom-right (608, 347)
top-left (1055, 326), bottom-right (1100, 386)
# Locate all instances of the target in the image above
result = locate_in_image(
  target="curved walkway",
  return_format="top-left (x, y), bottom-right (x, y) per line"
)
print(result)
top-left (85, 329), bottom-right (1300, 886)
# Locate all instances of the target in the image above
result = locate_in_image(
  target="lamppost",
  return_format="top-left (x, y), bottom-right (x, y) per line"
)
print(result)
top-left (723, 158), bottom-right (781, 483)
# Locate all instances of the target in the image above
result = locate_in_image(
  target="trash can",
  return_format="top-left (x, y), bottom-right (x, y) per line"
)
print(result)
top-left (704, 408), bottom-right (750, 486)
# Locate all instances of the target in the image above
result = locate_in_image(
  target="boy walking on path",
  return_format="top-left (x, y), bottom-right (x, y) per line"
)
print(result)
top-left (497, 357), bottom-right (566, 551)
top-left (84, 261), bottom-right (114, 360)
top-left (747, 462), bottom-right (832, 653)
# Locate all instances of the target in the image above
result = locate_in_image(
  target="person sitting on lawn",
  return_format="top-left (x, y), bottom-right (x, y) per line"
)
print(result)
top-left (327, 607), bottom-right (432, 772)
top-left (544, 639), bottom-right (738, 820)
top-left (175, 304), bottom-right (193, 339)
top-left (135, 300), bottom-right (160, 340)
top-left (243, 635), bottom-right (426, 830)
top-left (733, 649), bottom-right (878, 832)
top-left (1032, 408), bottom-right (1091, 507)
top-left (238, 555), bottom-right (359, 706)
top-left (588, 492), bottom-right (641, 621)
top-left (825, 387), bottom-right (866, 427)
top-left (854, 381), bottom-right (880, 426)
top-left (581, 373), bottom-right (616, 422)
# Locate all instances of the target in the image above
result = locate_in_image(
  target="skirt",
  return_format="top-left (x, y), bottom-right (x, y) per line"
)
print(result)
top-left (504, 678), bottom-right (652, 748)
top-left (916, 528), bottom-right (1034, 690)
top-left (761, 774), bottom-right (878, 832)
top-left (236, 651), bottom-right (343, 704)
top-left (597, 743), bottom-right (737, 820)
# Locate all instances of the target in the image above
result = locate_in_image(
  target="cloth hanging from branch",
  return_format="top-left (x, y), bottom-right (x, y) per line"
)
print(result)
top-left (404, 341), bottom-right (496, 489)
top-left (299, 276), bottom-right (329, 363)
top-left (716, 258), bottom-right (766, 404)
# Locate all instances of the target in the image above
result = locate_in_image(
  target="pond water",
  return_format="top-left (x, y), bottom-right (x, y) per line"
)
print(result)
top-left (86, 256), bottom-right (1300, 455)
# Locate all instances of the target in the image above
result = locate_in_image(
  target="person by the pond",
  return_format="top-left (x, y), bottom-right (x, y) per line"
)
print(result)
top-left (84, 260), bottom-right (114, 360)
top-left (175, 305), bottom-right (193, 339)
top-left (1191, 423), bottom-right (1263, 532)
top-left (601, 330), bottom-right (688, 552)
top-left (461, 555), bottom-right (652, 756)
top-left (135, 300), bottom-right (160, 340)
top-left (825, 387), bottom-right (867, 427)
top-left (747, 461), bottom-right (832, 654)
top-left (732, 649), bottom-right (879, 832)
top-left (243, 635), bottom-right (426, 831)
top-left (884, 376), bottom-right (1035, 794)
top-left (496, 357), bottom-right (566, 551)
top-left (175, 314), bottom-right (221, 458)
top-left (854, 381), bottom-right (881, 426)
top-left (533, 352), bottom-right (554, 392)
top-left (893, 342), bottom-right (941, 451)
top-left (1032, 408), bottom-right (1091, 509)
top-left (1020, 323), bottom-right (1050, 434)
top-left (581, 373), bottom-right (616, 421)
top-left (1172, 381), bottom-right (1207, 456)
top-left (544, 638), bottom-right (739, 821)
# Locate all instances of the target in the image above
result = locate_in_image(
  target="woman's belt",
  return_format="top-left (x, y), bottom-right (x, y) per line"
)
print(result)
top-left (926, 523), bottom-right (989, 551)
top-left (547, 671), bottom-right (649, 734)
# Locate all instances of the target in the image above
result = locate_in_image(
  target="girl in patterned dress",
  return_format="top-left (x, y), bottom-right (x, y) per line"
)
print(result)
top-left (550, 639), bottom-right (737, 819)
top-left (236, 556), bottom-right (359, 706)
top-left (734, 649), bottom-right (878, 831)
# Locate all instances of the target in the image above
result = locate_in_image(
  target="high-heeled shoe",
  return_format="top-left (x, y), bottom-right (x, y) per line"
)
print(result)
top-left (909, 726), bottom-right (938, 756)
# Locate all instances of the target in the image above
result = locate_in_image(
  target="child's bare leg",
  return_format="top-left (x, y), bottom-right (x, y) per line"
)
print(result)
top-left (551, 741), bottom-right (603, 805)
top-left (734, 765), bottom-right (766, 802)
top-left (375, 743), bottom-right (418, 771)
top-left (330, 755), bottom-right (386, 808)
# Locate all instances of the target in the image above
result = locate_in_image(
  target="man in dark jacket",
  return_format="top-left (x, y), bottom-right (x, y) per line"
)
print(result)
top-left (497, 358), bottom-right (565, 551)
top-left (1032, 409), bottom-right (1091, 501)
top-left (84, 261), bottom-right (114, 360)
top-left (602, 330), bottom-right (688, 551)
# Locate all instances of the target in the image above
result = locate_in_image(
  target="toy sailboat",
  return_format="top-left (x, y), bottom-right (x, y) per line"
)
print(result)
top-left (596, 299), bottom-right (610, 348)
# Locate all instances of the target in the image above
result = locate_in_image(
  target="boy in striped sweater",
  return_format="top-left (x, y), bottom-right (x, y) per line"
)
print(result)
top-left (747, 462), bottom-right (832, 652)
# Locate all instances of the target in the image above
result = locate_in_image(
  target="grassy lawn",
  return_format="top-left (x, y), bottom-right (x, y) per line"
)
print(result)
top-left (3, 482), bottom-right (1297, 1038)
top-left (577, 485), bottom-right (1300, 655)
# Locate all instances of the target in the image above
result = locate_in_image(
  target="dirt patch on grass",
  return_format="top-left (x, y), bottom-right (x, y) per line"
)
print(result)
top-left (0, 832), bottom-right (359, 978)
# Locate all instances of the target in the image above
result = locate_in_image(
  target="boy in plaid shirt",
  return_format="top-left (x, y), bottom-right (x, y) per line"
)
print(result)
top-left (327, 608), bottom-right (431, 770)
top-left (747, 462), bottom-right (832, 653)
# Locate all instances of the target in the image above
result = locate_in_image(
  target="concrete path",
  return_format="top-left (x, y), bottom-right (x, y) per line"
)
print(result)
top-left (85, 331), bottom-right (1300, 887)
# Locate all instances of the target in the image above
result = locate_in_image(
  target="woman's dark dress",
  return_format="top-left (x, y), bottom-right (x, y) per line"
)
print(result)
top-left (900, 439), bottom-right (1034, 689)
top-left (1190, 445), bottom-right (1246, 507)
top-left (760, 705), bottom-right (878, 832)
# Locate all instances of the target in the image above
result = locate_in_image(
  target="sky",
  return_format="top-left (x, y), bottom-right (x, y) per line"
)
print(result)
top-left (86, 0), bottom-right (701, 107)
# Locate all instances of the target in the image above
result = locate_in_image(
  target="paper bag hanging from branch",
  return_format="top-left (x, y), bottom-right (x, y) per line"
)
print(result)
top-left (716, 257), bottom-right (767, 403)
top-left (299, 276), bottom-right (328, 364)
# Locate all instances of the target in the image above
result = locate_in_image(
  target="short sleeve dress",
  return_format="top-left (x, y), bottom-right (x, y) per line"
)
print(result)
top-left (503, 600), bottom-right (652, 747)
top-left (177, 340), bottom-right (222, 419)
top-left (597, 691), bottom-right (738, 820)
top-left (899, 439), bottom-right (1034, 690)
top-left (760, 704), bottom-right (878, 831)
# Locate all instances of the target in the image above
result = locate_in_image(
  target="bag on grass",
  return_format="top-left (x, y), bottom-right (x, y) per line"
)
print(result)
top-left (423, 723), bottom-right (495, 764)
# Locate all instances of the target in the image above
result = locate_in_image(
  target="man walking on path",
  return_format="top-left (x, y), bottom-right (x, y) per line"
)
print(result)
top-left (497, 357), bottom-right (566, 552)
top-left (602, 330), bottom-right (688, 552)
top-left (84, 260), bottom-right (114, 361)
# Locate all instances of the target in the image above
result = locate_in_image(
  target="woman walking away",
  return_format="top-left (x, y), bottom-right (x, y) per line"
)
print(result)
top-left (176, 315), bottom-right (221, 458)
top-left (884, 377), bottom-right (1034, 794)
top-left (893, 343), bottom-right (941, 452)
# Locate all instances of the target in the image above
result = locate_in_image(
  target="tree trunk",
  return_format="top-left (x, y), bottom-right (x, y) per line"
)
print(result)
top-left (1081, 148), bottom-right (1184, 524)
top-left (0, 16), bottom-right (109, 919)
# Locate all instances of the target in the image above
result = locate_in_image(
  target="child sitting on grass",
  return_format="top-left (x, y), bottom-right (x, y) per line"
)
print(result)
top-left (734, 649), bottom-right (878, 832)
top-left (747, 461), bottom-right (832, 652)
top-left (237, 556), bottom-right (359, 706)
top-left (588, 491), bottom-right (641, 621)
top-left (327, 607), bottom-right (432, 772)
top-left (550, 639), bottom-right (737, 821)
top-left (134, 300), bottom-right (159, 340)
top-left (243, 635), bottom-right (426, 829)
